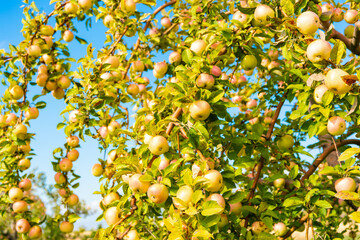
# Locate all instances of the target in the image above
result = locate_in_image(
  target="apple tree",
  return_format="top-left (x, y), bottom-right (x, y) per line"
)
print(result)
top-left (2, 0), bottom-right (360, 239)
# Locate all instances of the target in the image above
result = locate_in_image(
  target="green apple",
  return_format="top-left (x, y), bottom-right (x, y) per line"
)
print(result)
top-left (241, 55), bottom-right (257, 70)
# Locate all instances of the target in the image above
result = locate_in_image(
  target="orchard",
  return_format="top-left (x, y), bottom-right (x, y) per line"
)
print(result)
top-left (4, 0), bottom-right (360, 239)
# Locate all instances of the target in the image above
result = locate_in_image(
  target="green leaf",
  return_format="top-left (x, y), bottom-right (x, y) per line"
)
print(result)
top-left (182, 49), bottom-right (193, 64)
top-left (57, 123), bottom-right (66, 130)
top-left (315, 200), bottom-right (332, 208)
top-left (350, 211), bottom-right (360, 223)
top-left (192, 229), bottom-right (212, 239)
top-left (335, 191), bottom-right (360, 200)
top-left (322, 91), bottom-right (334, 106)
top-left (237, 6), bottom-right (255, 14)
top-left (35, 101), bottom-right (47, 109)
top-left (330, 40), bottom-right (346, 65)
top-left (68, 214), bottom-right (81, 223)
top-left (201, 201), bottom-right (224, 216)
top-left (280, 0), bottom-right (294, 16)
top-left (75, 36), bottom-right (88, 45)
top-left (200, 214), bottom-right (221, 228)
top-left (283, 197), bottom-right (303, 207)
top-left (338, 148), bottom-right (360, 161)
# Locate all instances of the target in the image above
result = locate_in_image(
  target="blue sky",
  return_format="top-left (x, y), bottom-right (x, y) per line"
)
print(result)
top-left (0, 0), bottom-right (353, 231)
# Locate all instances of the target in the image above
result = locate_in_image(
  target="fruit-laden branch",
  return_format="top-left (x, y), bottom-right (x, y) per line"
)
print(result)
top-left (300, 139), bottom-right (360, 183)
top-left (112, 196), bottom-right (137, 231)
top-left (321, 20), bottom-right (360, 55)
top-left (282, 139), bottom-right (360, 238)
top-left (121, 0), bottom-right (177, 81)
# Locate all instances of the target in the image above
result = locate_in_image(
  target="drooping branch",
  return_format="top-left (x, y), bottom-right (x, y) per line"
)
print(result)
top-left (112, 196), bottom-right (137, 230)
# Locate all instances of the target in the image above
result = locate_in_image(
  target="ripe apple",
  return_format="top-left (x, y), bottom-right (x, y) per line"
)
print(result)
top-left (210, 65), bottom-right (221, 77)
top-left (144, 133), bottom-right (153, 144)
top-left (241, 55), bottom-right (257, 70)
top-left (268, 61), bottom-right (280, 71)
top-left (127, 84), bottom-right (139, 97)
top-left (13, 200), bottom-right (28, 213)
top-left (229, 202), bottom-right (242, 215)
top-left (124, 229), bottom-right (140, 240)
top-left (148, 135), bottom-right (169, 155)
top-left (18, 158), bottom-right (31, 171)
top-left (332, 8), bottom-right (343, 22)
top-left (13, 124), bottom-right (27, 140)
top-left (335, 177), bottom-right (356, 192)
top-left (58, 188), bottom-right (67, 197)
top-left (149, 28), bottom-right (159, 37)
top-left (158, 158), bottom-right (170, 170)
top-left (40, 25), bottom-right (54, 36)
top-left (57, 76), bottom-right (71, 89)
top-left (67, 194), bottom-right (79, 206)
top-left (63, 30), bottom-right (74, 42)
top-left (25, 107), bottom-right (39, 120)
top-left (16, 219), bottom-right (30, 233)
top-left (108, 120), bottom-right (120, 134)
top-left (69, 110), bottom-right (80, 123)
top-left (9, 187), bottom-right (23, 201)
top-left (54, 172), bottom-right (66, 184)
top-left (246, 99), bottom-right (257, 109)
top-left (254, 4), bottom-right (274, 25)
top-left (161, 17), bottom-right (171, 28)
top-left (252, 221), bottom-right (268, 235)
top-left (121, 0), bottom-right (136, 14)
top-left (36, 73), bottom-right (48, 87)
top-left (52, 88), bottom-right (65, 99)
top-left (204, 170), bottom-right (223, 192)
top-left (189, 100), bottom-right (211, 121)
top-left (147, 183), bottom-right (169, 204)
top-left (324, 69), bottom-right (352, 95)
top-left (327, 116), bottom-right (346, 136)
top-left (313, 84), bottom-right (328, 104)
top-left (154, 61), bottom-right (168, 75)
top-left (103, 15), bottom-right (114, 28)
top-left (19, 179), bottom-right (32, 191)
top-left (320, 3), bottom-right (334, 20)
top-left (190, 39), bottom-right (207, 55)
top-left (98, 126), bottom-right (109, 138)
top-left (60, 221), bottom-right (74, 233)
top-left (59, 158), bottom-right (73, 172)
top-left (273, 178), bottom-right (285, 188)
top-left (65, 2), bottom-right (78, 14)
top-left (169, 51), bottom-right (181, 64)
top-left (296, 11), bottom-right (320, 35)
top-left (92, 163), bottom-right (103, 177)
top-left (104, 206), bottom-right (120, 225)
top-left (104, 56), bottom-right (120, 69)
top-left (132, 60), bottom-right (145, 72)
top-left (67, 135), bottom-right (79, 147)
top-left (107, 150), bottom-right (117, 164)
top-left (196, 73), bottom-right (215, 89)
top-left (277, 135), bottom-right (294, 150)
top-left (273, 222), bottom-right (287, 236)
top-left (129, 173), bottom-right (151, 194)
top-left (174, 185), bottom-right (193, 208)
top-left (67, 149), bottom-right (79, 161)
top-left (45, 81), bottom-right (57, 91)
top-left (9, 85), bottom-right (24, 100)
top-left (344, 10), bottom-right (359, 24)
top-left (29, 226), bottom-right (42, 239)
top-left (207, 193), bottom-right (225, 213)
top-left (306, 40), bottom-right (331, 63)
top-left (103, 192), bottom-right (120, 205)
top-left (38, 64), bottom-right (48, 73)
top-left (6, 113), bottom-right (17, 126)
top-left (344, 25), bottom-right (355, 38)
top-left (79, 0), bottom-right (92, 11)
top-left (232, 11), bottom-right (248, 26)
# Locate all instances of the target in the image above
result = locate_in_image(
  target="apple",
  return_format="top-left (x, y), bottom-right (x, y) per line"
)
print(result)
top-left (277, 135), bottom-right (294, 150)
top-left (103, 15), bottom-right (114, 28)
top-left (127, 84), bottom-right (139, 97)
top-left (54, 172), bottom-right (66, 184)
top-left (154, 61), bottom-right (168, 75)
top-left (124, 229), bottom-right (140, 240)
top-left (18, 158), bottom-right (31, 171)
top-left (296, 11), bottom-right (320, 35)
top-left (144, 133), bottom-right (153, 144)
top-left (9, 187), bottom-right (23, 201)
top-left (13, 200), bottom-right (28, 213)
top-left (320, 3), bottom-right (334, 20)
top-left (98, 126), bottom-right (109, 138)
top-left (36, 73), bottom-right (48, 87)
top-left (218, 214), bottom-right (228, 228)
top-left (92, 163), bottom-right (103, 177)
top-left (169, 51), bottom-right (181, 64)
top-left (67, 149), bottom-right (79, 161)
top-left (107, 150), bottom-right (117, 164)
top-left (65, 2), bottom-right (78, 14)
top-left (268, 61), bottom-right (280, 71)
top-left (9, 85), bottom-right (24, 100)
top-left (313, 84), bottom-right (328, 104)
top-left (335, 177), bottom-right (356, 192)
top-left (158, 158), bottom-right (170, 170)
top-left (229, 202), bottom-right (242, 215)
top-left (273, 178), bottom-right (285, 188)
top-left (40, 25), bottom-right (54, 36)
top-left (196, 73), bottom-right (215, 89)
top-left (67, 194), bottom-right (79, 206)
top-left (121, 0), bottom-right (136, 14)
top-left (344, 10), bottom-right (359, 24)
top-left (45, 81), bottom-right (57, 91)
top-left (254, 4), bottom-right (274, 25)
top-left (148, 135), bottom-right (169, 155)
top-left (147, 183), bottom-right (169, 204)
top-left (108, 120), bottom-right (121, 134)
top-left (19, 179), bottom-right (32, 191)
top-left (79, 0), bottom-right (92, 11)
top-left (59, 158), bottom-right (73, 172)
top-left (190, 39), bottom-right (207, 55)
top-left (204, 170), bottom-right (223, 192)
top-left (103, 192), bottom-right (120, 205)
top-left (268, 49), bottom-right (279, 60)
top-left (324, 69), bottom-right (352, 95)
top-left (133, 60), bottom-right (145, 72)
top-left (16, 219), bottom-right (30, 233)
top-left (189, 100), bottom-right (211, 121)
top-left (5, 113), bottom-right (17, 126)
top-left (29, 225), bottom-right (42, 239)
top-left (344, 25), bottom-right (355, 38)
top-left (57, 76), bottom-right (71, 89)
top-left (129, 173), bottom-right (151, 194)
top-left (241, 55), bottom-right (257, 70)
top-left (252, 221), bottom-right (268, 235)
top-left (41, 54), bottom-right (53, 65)
top-left (273, 222), bottom-right (287, 236)
top-left (60, 221), bottom-right (74, 233)
top-left (25, 107), bottom-right (39, 120)
top-left (27, 44), bottom-right (42, 57)
top-left (206, 193), bottom-right (225, 213)
top-left (246, 99), bottom-right (257, 109)
top-left (144, 114), bottom-right (154, 123)
top-left (67, 135), bottom-right (79, 147)
top-left (104, 206), bottom-right (120, 225)
top-left (149, 28), bottom-right (159, 37)
top-left (161, 17), bottom-right (171, 28)
top-left (52, 88), bottom-right (65, 99)
top-left (332, 8), bottom-right (343, 22)
top-left (306, 40), bottom-right (331, 63)
top-left (232, 11), bottom-right (248, 26)
top-left (63, 30), bottom-right (74, 42)
top-left (174, 185), bottom-right (193, 208)
top-left (69, 110), bottom-right (80, 123)
top-left (327, 116), bottom-right (346, 136)
top-left (58, 188), bottom-right (67, 197)
top-left (38, 64), bottom-right (48, 73)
